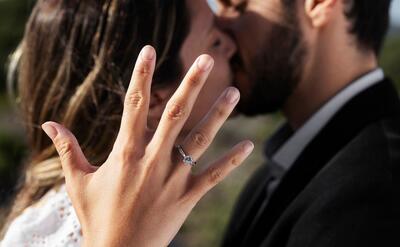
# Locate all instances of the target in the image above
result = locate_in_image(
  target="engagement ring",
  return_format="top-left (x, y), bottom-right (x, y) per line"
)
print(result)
top-left (176, 145), bottom-right (197, 166)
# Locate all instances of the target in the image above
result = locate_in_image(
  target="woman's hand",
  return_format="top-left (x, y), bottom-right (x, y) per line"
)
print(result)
top-left (41, 46), bottom-right (254, 247)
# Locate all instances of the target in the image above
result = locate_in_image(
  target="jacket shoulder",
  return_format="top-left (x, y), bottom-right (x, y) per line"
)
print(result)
top-left (279, 118), bottom-right (399, 247)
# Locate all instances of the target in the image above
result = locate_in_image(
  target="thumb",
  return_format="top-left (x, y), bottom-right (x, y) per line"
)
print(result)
top-left (42, 121), bottom-right (91, 182)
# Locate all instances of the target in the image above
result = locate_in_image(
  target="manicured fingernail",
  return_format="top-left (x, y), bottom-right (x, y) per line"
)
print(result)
top-left (141, 46), bottom-right (155, 60)
top-left (196, 55), bottom-right (213, 71)
top-left (243, 141), bottom-right (254, 155)
top-left (225, 87), bottom-right (240, 104)
top-left (42, 123), bottom-right (58, 140)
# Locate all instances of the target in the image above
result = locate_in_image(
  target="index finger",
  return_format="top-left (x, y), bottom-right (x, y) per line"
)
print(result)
top-left (115, 46), bottom-right (156, 149)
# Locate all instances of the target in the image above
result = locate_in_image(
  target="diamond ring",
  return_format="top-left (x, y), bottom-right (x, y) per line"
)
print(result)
top-left (176, 145), bottom-right (197, 166)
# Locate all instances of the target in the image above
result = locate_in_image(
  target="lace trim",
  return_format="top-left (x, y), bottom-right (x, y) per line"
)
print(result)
top-left (1, 185), bottom-right (82, 247)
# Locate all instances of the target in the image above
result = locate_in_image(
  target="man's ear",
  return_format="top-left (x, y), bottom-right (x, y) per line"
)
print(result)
top-left (304, 0), bottom-right (338, 28)
top-left (148, 86), bottom-right (175, 130)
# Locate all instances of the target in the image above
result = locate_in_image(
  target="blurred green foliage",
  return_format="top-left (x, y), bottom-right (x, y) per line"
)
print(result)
top-left (0, 1), bottom-right (399, 246)
top-left (381, 35), bottom-right (400, 84)
top-left (0, 0), bottom-right (32, 207)
top-left (0, 0), bottom-right (33, 92)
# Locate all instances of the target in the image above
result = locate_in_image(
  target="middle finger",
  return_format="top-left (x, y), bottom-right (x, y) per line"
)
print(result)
top-left (150, 54), bottom-right (214, 150)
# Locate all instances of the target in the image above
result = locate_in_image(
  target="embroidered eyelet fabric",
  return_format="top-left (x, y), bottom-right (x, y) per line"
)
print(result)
top-left (1, 185), bottom-right (82, 247)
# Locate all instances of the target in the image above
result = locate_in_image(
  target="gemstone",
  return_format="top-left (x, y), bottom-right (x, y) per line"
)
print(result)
top-left (183, 155), bottom-right (194, 165)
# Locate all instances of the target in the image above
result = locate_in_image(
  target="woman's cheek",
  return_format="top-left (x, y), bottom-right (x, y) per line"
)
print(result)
top-left (215, 59), bottom-right (233, 87)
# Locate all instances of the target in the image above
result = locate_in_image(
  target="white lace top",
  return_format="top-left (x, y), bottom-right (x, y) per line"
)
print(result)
top-left (1, 185), bottom-right (82, 247)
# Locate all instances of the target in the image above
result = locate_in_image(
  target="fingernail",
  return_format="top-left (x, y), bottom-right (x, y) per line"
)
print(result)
top-left (243, 141), bottom-right (254, 155)
top-left (42, 123), bottom-right (58, 140)
top-left (225, 87), bottom-right (240, 104)
top-left (196, 55), bottom-right (213, 72)
top-left (141, 46), bottom-right (155, 60)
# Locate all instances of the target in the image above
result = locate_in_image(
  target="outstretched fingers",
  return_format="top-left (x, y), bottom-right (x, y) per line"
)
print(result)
top-left (151, 55), bottom-right (214, 150)
top-left (41, 122), bottom-right (92, 184)
top-left (190, 141), bottom-right (254, 199)
top-left (115, 46), bottom-right (156, 149)
top-left (177, 87), bottom-right (240, 170)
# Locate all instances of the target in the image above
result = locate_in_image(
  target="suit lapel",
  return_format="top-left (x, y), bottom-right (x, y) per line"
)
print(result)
top-left (222, 125), bottom-right (293, 246)
top-left (240, 79), bottom-right (400, 246)
top-left (221, 162), bottom-right (280, 246)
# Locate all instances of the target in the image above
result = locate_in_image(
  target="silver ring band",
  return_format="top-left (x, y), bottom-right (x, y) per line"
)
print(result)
top-left (176, 145), bottom-right (197, 166)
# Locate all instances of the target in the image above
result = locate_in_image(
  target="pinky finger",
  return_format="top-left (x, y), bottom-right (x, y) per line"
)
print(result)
top-left (190, 141), bottom-right (254, 199)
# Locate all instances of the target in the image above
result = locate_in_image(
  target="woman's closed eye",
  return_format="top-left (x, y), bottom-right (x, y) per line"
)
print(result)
top-left (212, 37), bottom-right (222, 49)
top-left (207, 30), bottom-right (237, 58)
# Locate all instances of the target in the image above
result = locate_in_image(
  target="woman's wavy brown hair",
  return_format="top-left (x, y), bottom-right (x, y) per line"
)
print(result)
top-left (2, 0), bottom-right (189, 235)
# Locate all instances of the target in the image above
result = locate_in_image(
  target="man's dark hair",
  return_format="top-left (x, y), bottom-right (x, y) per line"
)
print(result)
top-left (345, 0), bottom-right (392, 55)
top-left (221, 0), bottom-right (392, 55)
top-left (282, 0), bottom-right (392, 55)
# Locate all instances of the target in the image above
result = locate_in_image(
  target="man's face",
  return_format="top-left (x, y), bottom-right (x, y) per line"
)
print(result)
top-left (218, 0), bottom-right (307, 116)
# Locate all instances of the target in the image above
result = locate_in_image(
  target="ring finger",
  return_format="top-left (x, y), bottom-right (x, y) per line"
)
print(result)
top-left (176, 87), bottom-right (240, 171)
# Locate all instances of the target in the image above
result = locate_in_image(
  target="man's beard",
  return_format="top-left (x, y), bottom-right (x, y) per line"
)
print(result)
top-left (234, 22), bottom-right (306, 116)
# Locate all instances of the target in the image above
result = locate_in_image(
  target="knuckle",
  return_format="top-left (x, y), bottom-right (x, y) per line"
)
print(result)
top-left (125, 91), bottom-right (145, 109)
top-left (118, 147), bottom-right (145, 163)
top-left (178, 193), bottom-right (196, 206)
top-left (214, 105), bottom-right (227, 118)
top-left (191, 131), bottom-right (210, 148)
top-left (207, 167), bottom-right (223, 185)
top-left (135, 62), bottom-right (152, 77)
top-left (56, 140), bottom-right (74, 162)
top-left (167, 102), bottom-right (187, 120)
top-left (186, 72), bottom-right (201, 86)
top-left (230, 156), bottom-right (239, 166)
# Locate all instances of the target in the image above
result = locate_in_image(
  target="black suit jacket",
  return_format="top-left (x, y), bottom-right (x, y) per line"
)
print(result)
top-left (222, 78), bottom-right (399, 247)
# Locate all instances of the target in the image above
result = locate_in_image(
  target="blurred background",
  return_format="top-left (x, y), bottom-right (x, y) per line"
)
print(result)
top-left (0, 0), bottom-right (399, 246)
